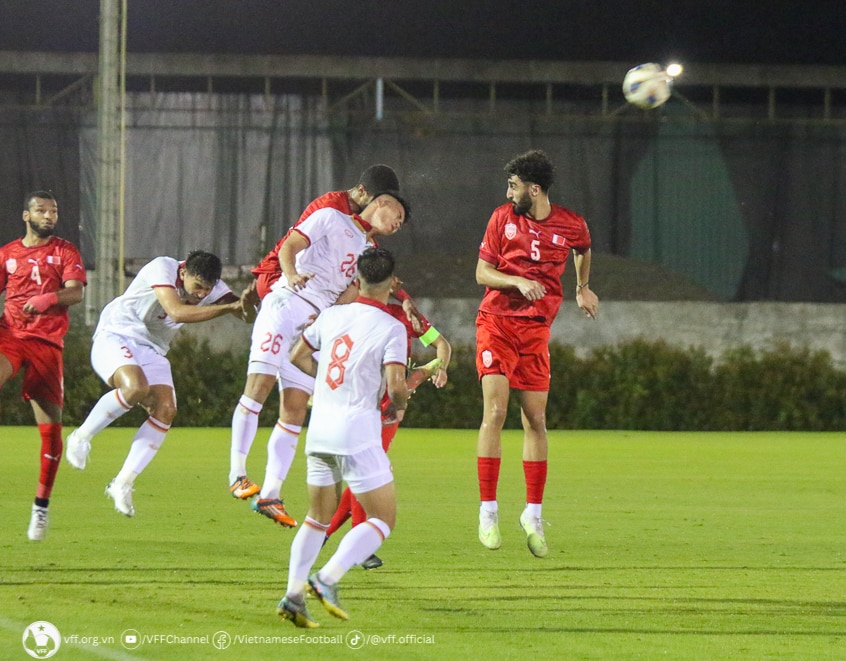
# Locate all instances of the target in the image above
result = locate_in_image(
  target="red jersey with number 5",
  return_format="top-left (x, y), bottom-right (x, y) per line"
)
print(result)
top-left (478, 203), bottom-right (590, 324)
top-left (0, 237), bottom-right (87, 347)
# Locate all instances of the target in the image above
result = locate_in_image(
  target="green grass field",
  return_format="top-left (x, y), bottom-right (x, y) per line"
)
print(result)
top-left (1, 427), bottom-right (845, 660)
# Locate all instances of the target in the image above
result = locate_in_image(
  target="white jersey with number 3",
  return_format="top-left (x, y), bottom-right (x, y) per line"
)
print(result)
top-left (94, 256), bottom-right (232, 355)
top-left (302, 297), bottom-right (407, 455)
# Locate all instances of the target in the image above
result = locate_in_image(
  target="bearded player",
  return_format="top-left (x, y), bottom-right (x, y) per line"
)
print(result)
top-left (0, 190), bottom-right (87, 541)
top-left (475, 150), bottom-right (598, 558)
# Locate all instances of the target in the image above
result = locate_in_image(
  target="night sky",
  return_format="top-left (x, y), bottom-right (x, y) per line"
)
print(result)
top-left (2, 0), bottom-right (846, 66)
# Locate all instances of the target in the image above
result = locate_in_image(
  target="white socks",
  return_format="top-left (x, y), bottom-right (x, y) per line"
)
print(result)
top-left (319, 518), bottom-right (391, 584)
top-left (286, 517), bottom-right (329, 598)
top-left (114, 416), bottom-right (170, 484)
top-left (524, 502), bottom-right (542, 519)
top-left (260, 422), bottom-right (300, 499)
top-left (229, 395), bottom-right (262, 483)
top-left (285, 516), bottom-right (392, 599)
top-left (78, 388), bottom-right (133, 439)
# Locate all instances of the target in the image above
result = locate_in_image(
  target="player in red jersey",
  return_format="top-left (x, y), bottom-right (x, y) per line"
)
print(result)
top-left (474, 150), bottom-right (599, 558)
top-left (323, 280), bottom-right (451, 569)
top-left (0, 191), bottom-right (87, 541)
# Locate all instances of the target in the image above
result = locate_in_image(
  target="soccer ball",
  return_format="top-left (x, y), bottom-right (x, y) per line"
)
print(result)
top-left (622, 63), bottom-right (672, 109)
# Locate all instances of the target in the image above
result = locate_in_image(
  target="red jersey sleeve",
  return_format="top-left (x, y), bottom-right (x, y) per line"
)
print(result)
top-left (59, 241), bottom-right (87, 285)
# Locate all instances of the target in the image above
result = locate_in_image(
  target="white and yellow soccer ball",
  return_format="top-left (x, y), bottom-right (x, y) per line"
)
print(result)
top-left (622, 63), bottom-right (676, 109)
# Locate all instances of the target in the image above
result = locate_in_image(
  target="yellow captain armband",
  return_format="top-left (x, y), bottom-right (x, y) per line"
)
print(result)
top-left (419, 326), bottom-right (441, 347)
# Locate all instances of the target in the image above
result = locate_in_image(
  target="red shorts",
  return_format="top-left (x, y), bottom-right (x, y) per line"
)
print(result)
top-left (0, 327), bottom-right (64, 407)
top-left (475, 311), bottom-right (550, 391)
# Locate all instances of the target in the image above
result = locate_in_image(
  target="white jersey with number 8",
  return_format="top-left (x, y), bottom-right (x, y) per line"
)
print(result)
top-left (301, 298), bottom-right (407, 455)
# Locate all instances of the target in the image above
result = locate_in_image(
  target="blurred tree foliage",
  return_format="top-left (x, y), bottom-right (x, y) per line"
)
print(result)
top-left (4, 326), bottom-right (846, 432)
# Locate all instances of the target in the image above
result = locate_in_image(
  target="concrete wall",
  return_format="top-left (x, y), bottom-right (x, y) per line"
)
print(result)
top-left (186, 300), bottom-right (846, 368)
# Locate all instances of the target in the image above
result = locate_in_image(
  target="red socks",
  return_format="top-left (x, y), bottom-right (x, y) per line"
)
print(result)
top-left (477, 457), bottom-right (501, 501)
top-left (36, 423), bottom-right (63, 500)
top-left (523, 460), bottom-right (548, 505)
top-left (479, 457), bottom-right (547, 506)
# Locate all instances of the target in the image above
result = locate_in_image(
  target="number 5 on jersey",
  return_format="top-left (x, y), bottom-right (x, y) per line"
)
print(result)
top-left (530, 239), bottom-right (540, 261)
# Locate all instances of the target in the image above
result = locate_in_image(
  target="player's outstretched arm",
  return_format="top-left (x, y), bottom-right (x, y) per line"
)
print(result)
top-left (240, 282), bottom-right (260, 320)
top-left (154, 287), bottom-right (241, 323)
top-left (214, 291), bottom-right (257, 323)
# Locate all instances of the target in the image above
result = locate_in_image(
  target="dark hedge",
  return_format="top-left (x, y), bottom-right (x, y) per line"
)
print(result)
top-left (3, 327), bottom-right (846, 432)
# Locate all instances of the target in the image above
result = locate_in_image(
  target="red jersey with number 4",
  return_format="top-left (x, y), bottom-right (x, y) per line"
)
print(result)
top-left (478, 203), bottom-right (591, 325)
top-left (0, 237), bottom-right (87, 347)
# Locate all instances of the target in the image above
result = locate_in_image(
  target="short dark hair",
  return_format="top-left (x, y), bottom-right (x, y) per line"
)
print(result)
top-left (368, 190), bottom-right (412, 224)
top-left (358, 164), bottom-right (400, 194)
top-left (504, 150), bottom-right (555, 192)
top-left (24, 190), bottom-right (56, 209)
top-left (184, 250), bottom-right (222, 284)
top-left (357, 247), bottom-right (395, 285)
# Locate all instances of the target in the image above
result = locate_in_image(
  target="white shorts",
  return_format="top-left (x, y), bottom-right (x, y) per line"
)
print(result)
top-left (248, 288), bottom-right (316, 393)
top-left (306, 445), bottom-right (393, 494)
top-left (91, 332), bottom-right (174, 388)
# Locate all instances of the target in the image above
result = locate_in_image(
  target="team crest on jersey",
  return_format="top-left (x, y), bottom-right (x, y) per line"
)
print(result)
top-left (344, 229), bottom-right (354, 238)
top-left (482, 350), bottom-right (493, 368)
top-left (5, 258), bottom-right (16, 274)
top-left (504, 223), bottom-right (517, 240)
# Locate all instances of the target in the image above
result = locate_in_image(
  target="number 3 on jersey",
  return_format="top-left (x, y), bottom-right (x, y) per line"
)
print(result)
top-left (326, 334), bottom-right (354, 390)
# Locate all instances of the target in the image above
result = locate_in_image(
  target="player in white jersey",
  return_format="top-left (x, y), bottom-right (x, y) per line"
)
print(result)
top-left (65, 251), bottom-right (254, 516)
top-left (228, 191), bottom-right (410, 529)
top-left (277, 246), bottom-right (408, 628)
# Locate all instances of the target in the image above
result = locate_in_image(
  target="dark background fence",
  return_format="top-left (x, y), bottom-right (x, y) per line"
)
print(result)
top-left (3, 93), bottom-right (846, 303)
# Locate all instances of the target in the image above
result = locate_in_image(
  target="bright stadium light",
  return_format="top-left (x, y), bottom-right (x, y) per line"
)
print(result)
top-left (666, 62), bottom-right (684, 78)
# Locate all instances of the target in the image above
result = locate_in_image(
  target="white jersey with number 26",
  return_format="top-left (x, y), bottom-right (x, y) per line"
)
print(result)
top-left (270, 207), bottom-right (374, 311)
